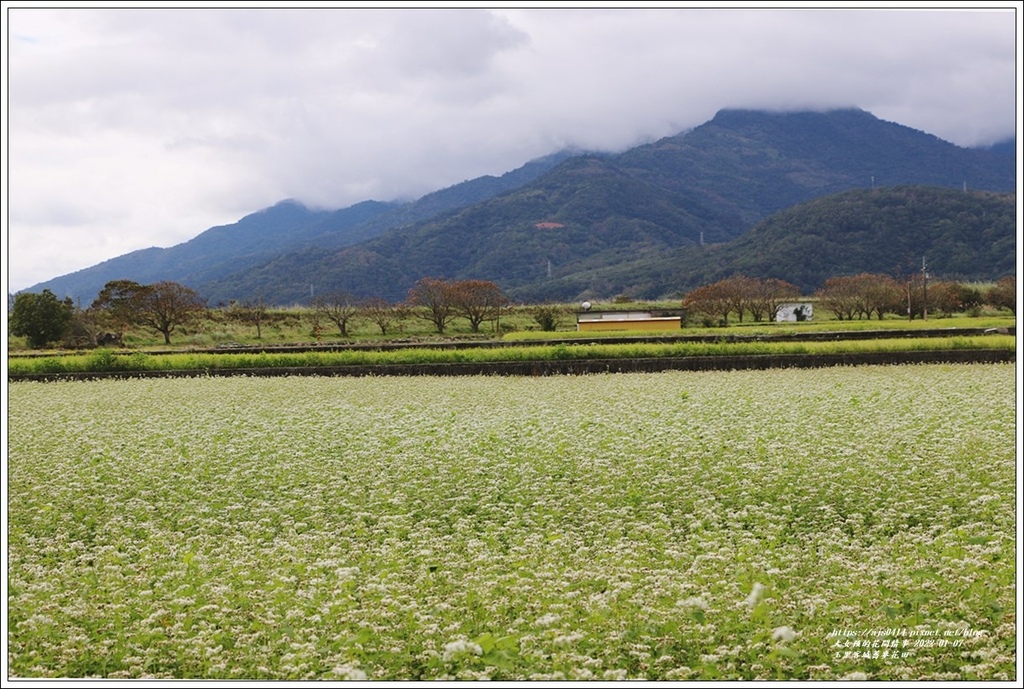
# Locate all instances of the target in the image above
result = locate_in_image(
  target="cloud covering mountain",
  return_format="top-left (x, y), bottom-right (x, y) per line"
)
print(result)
top-left (6, 6), bottom-right (1018, 292)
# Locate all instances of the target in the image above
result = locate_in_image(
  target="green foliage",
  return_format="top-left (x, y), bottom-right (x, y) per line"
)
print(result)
top-left (91, 280), bottom-right (206, 345)
top-left (86, 349), bottom-right (119, 372)
top-left (726, 187), bottom-right (1017, 293)
top-left (9, 290), bottom-right (74, 348)
top-left (529, 303), bottom-right (569, 331)
top-left (532, 186), bottom-right (1016, 302)
top-left (7, 335), bottom-right (1015, 376)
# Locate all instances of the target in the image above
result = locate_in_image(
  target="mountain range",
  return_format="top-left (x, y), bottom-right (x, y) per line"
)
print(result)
top-left (25, 108), bottom-right (1016, 306)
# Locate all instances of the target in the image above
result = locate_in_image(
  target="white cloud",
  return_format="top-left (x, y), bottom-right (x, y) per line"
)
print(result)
top-left (4, 5), bottom-right (1019, 292)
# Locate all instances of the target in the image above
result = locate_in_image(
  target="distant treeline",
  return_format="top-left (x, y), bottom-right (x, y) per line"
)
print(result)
top-left (10, 273), bottom-right (1016, 350)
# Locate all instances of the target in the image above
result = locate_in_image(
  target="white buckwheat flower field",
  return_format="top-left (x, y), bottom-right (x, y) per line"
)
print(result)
top-left (6, 364), bottom-right (1016, 680)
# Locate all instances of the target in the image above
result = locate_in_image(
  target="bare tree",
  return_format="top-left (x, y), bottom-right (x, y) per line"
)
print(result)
top-left (815, 274), bottom-right (904, 320)
top-left (229, 295), bottom-right (269, 338)
top-left (746, 278), bottom-right (801, 322)
top-left (451, 279), bottom-right (508, 333)
top-left (682, 280), bottom-right (735, 325)
top-left (362, 298), bottom-right (409, 336)
top-left (862, 275), bottom-right (906, 319)
top-left (814, 276), bottom-right (862, 320)
top-left (986, 276), bottom-right (1016, 315)
top-left (311, 291), bottom-right (362, 338)
top-left (407, 277), bottom-right (459, 334)
top-left (723, 276), bottom-right (754, 323)
top-left (921, 280), bottom-right (981, 318)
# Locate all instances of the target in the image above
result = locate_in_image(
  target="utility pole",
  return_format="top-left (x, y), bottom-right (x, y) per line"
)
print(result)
top-left (921, 256), bottom-right (928, 321)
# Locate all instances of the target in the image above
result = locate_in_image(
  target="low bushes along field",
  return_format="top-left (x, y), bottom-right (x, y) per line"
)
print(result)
top-left (7, 335), bottom-right (1015, 376)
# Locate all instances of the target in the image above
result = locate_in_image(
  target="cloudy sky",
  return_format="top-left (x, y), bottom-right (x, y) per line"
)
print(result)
top-left (4, 3), bottom-right (1020, 293)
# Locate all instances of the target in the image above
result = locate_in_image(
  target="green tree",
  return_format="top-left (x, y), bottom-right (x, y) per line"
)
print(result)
top-left (10, 289), bottom-right (74, 348)
top-left (91, 280), bottom-right (205, 344)
top-left (529, 303), bottom-right (568, 332)
top-left (90, 279), bottom-right (148, 337)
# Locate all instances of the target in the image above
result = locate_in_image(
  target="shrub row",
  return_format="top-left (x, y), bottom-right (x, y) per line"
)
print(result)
top-left (8, 336), bottom-right (1015, 377)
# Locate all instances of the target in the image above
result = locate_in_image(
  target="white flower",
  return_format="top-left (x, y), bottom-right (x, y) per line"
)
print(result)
top-left (535, 612), bottom-right (561, 628)
top-left (772, 626), bottom-right (797, 643)
top-left (677, 596), bottom-right (709, 610)
top-left (743, 582), bottom-right (765, 609)
top-left (442, 639), bottom-right (483, 662)
top-left (553, 632), bottom-right (585, 646)
top-left (841, 671), bottom-right (868, 681)
top-left (331, 664), bottom-right (368, 681)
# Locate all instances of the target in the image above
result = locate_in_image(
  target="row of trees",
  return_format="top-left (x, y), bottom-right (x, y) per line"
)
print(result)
top-left (303, 278), bottom-right (512, 338)
top-left (406, 277), bottom-right (508, 334)
top-left (681, 274), bottom-right (1016, 324)
top-left (682, 276), bottom-right (801, 325)
top-left (815, 274), bottom-right (1015, 321)
top-left (9, 277), bottom-right (520, 348)
top-left (295, 278), bottom-right (562, 337)
top-left (10, 280), bottom-right (207, 348)
top-left (10, 273), bottom-right (1017, 348)
top-left (89, 280), bottom-right (207, 344)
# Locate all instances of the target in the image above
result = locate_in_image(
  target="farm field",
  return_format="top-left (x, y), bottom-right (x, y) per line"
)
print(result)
top-left (6, 364), bottom-right (1017, 680)
top-left (6, 335), bottom-right (1016, 378)
top-left (7, 303), bottom-right (1016, 354)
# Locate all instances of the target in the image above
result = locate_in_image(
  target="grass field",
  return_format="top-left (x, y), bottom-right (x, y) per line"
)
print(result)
top-left (6, 335), bottom-right (1016, 376)
top-left (6, 365), bottom-right (1017, 680)
top-left (502, 314), bottom-right (1017, 341)
top-left (7, 302), bottom-right (1016, 353)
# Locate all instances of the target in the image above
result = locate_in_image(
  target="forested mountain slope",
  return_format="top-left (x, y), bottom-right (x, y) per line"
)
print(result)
top-left (26, 108), bottom-right (1015, 305)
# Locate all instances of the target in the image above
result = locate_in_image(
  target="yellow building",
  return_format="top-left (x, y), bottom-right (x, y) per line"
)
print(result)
top-left (576, 310), bottom-right (682, 332)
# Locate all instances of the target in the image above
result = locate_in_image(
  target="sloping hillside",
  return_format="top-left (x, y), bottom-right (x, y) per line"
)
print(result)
top-left (214, 108), bottom-right (1012, 303)
top-left (26, 108), bottom-right (1015, 305)
top-left (25, 152), bottom-right (575, 306)
top-left (511, 186), bottom-right (1016, 301)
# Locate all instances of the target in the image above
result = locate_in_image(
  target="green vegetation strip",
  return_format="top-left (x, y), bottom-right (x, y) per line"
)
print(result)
top-left (8, 336), bottom-right (1015, 376)
top-left (503, 316), bottom-right (1016, 340)
top-left (7, 366), bottom-right (1016, 679)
